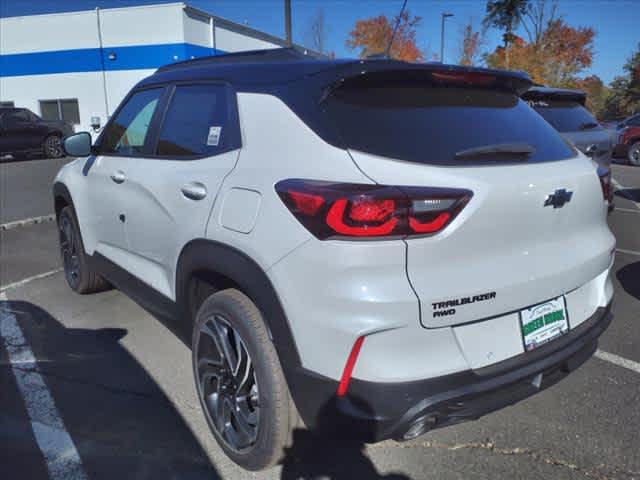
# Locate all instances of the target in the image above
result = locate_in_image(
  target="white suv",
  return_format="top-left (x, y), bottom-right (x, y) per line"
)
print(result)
top-left (54, 49), bottom-right (615, 471)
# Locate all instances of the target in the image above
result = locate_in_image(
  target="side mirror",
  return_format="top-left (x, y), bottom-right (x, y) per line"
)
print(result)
top-left (617, 123), bottom-right (625, 129)
top-left (63, 132), bottom-right (92, 157)
top-left (585, 144), bottom-right (598, 157)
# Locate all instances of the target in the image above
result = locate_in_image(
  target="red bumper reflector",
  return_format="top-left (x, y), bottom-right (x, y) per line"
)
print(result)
top-left (337, 336), bottom-right (365, 397)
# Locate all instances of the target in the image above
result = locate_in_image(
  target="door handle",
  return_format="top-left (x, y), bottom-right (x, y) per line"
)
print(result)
top-left (110, 170), bottom-right (126, 184)
top-left (181, 182), bottom-right (207, 200)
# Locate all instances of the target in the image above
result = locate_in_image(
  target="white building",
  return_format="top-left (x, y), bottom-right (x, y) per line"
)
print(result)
top-left (0, 2), bottom-right (306, 135)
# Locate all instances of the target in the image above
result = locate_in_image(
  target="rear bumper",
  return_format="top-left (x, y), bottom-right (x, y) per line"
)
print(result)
top-left (289, 302), bottom-right (612, 442)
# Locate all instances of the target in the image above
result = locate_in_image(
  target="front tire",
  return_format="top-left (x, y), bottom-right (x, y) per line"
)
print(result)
top-left (43, 134), bottom-right (64, 158)
top-left (192, 289), bottom-right (298, 471)
top-left (628, 141), bottom-right (640, 166)
top-left (58, 206), bottom-right (110, 293)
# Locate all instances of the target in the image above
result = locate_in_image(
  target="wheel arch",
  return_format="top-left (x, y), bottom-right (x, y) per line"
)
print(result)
top-left (53, 181), bottom-right (73, 219)
top-left (175, 239), bottom-right (302, 372)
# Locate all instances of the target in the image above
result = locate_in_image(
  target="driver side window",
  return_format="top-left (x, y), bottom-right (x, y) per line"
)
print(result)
top-left (99, 88), bottom-right (163, 155)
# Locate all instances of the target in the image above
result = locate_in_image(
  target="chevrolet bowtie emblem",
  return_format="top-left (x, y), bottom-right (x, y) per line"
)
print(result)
top-left (544, 189), bottom-right (573, 208)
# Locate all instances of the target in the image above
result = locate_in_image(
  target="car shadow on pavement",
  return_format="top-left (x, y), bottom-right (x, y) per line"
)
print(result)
top-left (614, 188), bottom-right (640, 203)
top-left (616, 261), bottom-right (640, 300)
top-left (280, 401), bottom-right (410, 480)
top-left (0, 300), bottom-right (220, 480)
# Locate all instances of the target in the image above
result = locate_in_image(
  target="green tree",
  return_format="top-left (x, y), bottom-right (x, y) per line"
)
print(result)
top-left (483, 0), bottom-right (530, 68)
top-left (577, 76), bottom-right (610, 120)
top-left (601, 43), bottom-right (640, 119)
top-left (622, 43), bottom-right (640, 113)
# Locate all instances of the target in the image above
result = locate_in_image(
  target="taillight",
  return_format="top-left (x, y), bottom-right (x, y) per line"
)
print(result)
top-left (276, 179), bottom-right (472, 240)
top-left (597, 166), bottom-right (613, 203)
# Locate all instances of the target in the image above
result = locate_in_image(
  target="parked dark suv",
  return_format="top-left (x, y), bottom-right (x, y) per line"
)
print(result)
top-left (0, 108), bottom-right (73, 159)
top-left (522, 87), bottom-right (612, 167)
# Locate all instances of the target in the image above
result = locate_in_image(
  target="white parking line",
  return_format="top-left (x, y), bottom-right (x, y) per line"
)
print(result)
top-left (615, 207), bottom-right (640, 214)
top-left (595, 349), bottom-right (640, 375)
top-left (612, 177), bottom-right (640, 210)
top-left (0, 292), bottom-right (88, 480)
top-left (616, 247), bottom-right (640, 257)
top-left (0, 214), bottom-right (56, 231)
top-left (0, 268), bottom-right (63, 293)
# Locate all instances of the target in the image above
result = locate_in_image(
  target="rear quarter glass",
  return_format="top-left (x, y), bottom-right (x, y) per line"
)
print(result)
top-left (322, 85), bottom-right (575, 166)
top-left (531, 100), bottom-right (600, 133)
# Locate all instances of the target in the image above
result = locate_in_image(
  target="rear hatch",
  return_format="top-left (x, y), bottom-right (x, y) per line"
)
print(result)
top-left (323, 69), bottom-right (614, 328)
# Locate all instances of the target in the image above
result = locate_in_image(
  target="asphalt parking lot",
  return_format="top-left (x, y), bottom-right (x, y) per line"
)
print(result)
top-left (1, 157), bottom-right (639, 479)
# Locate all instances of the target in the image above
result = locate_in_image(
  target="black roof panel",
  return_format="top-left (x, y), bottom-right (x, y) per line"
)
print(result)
top-left (138, 48), bottom-right (532, 93)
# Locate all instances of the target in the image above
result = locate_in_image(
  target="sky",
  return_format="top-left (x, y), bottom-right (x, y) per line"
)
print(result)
top-left (1, 0), bottom-right (637, 85)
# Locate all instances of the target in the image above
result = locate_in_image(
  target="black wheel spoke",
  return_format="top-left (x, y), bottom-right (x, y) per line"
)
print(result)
top-left (196, 314), bottom-right (260, 452)
top-left (59, 214), bottom-right (80, 288)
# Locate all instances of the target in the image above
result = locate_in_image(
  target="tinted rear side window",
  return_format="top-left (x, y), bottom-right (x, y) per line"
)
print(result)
top-left (156, 84), bottom-right (234, 157)
top-left (529, 100), bottom-right (599, 133)
top-left (323, 80), bottom-right (574, 165)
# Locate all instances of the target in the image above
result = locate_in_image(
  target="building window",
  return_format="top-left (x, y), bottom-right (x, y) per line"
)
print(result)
top-left (0, 101), bottom-right (15, 108)
top-left (39, 99), bottom-right (80, 124)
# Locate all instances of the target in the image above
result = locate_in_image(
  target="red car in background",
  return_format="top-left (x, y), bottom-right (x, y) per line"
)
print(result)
top-left (613, 114), bottom-right (640, 165)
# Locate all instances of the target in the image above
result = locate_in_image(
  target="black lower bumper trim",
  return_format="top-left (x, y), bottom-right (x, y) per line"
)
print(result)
top-left (289, 303), bottom-right (612, 442)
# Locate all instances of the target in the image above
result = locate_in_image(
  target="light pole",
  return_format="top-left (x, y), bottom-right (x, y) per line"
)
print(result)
top-left (284, 0), bottom-right (292, 47)
top-left (440, 12), bottom-right (453, 63)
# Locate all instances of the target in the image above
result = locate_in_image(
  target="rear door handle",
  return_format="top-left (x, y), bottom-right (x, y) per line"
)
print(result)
top-left (110, 170), bottom-right (126, 184)
top-left (181, 182), bottom-right (207, 200)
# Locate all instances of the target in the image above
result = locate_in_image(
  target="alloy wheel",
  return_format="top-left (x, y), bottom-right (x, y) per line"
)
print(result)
top-left (196, 314), bottom-right (260, 452)
top-left (45, 136), bottom-right (63, 158)
top-left (59, 214), bottom-right (80, 289)
top-left (630, 143), bottom-right (640, 166)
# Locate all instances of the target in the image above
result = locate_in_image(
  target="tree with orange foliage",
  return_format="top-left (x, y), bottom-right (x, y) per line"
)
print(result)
top-left (346, 10), bottom-right (423, 61)
top-left (458, 19), bottom-right (483, 66)
top-left (485, 18), bottom-right (595, 87)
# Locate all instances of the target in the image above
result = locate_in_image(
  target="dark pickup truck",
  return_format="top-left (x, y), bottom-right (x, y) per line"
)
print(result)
top-left (0, 107), bottom-right (73, 159)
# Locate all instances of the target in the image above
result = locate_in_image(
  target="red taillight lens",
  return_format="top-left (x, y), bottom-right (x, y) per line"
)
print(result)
top-left (288, 190), bottom-right (325, 215)
top-left (276, 179), bottom-right (472, 240)
top-left (327, 198), bottom-right (399, 236)
top-left (597, 166), bottom-right (612, 203)
top-left (409, 212), bottom-right (451, 233)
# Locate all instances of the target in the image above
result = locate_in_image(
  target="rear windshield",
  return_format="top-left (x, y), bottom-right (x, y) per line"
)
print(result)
top-left (528, 100), bottom-right (600, 133)
top-left (324, 79), bottom-right (574, 166)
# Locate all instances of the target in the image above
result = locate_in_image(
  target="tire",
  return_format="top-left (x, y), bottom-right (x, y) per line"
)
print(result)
top-left (628, 141), bottom-right (640, 166)
top-left (192, 288), bottom-right (299, 471)
top-left (43, 134), bottom-right (64, 158)
top-left (58, 206), bottom-right (110, 294)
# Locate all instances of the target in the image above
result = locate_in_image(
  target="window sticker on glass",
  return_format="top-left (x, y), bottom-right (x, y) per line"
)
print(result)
top-left (207, 126), bottom-right (222, 146)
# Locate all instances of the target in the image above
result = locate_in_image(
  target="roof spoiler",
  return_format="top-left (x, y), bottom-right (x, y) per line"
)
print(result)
top-left (318, 63), bottom-right (533, 96)
top-left (521, 86), bottom-right (587, 105)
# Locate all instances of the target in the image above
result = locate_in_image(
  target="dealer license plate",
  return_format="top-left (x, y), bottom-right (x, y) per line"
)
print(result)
top-left (520, 296), bottom-right (569, 352)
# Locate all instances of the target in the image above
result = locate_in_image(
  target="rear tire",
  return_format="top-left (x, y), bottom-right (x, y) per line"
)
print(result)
top-left (192, 288), bottom-right (299, 471)
top-left (58, 206), bottom-right (110, 294)
top-left (628, 141), bottom-right (640, 166)
top-left (43, 134), bottom-right (64, 158)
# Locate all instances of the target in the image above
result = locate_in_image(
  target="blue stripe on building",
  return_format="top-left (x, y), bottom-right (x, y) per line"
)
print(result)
top-left (0, 43), bottom-right (222, 77)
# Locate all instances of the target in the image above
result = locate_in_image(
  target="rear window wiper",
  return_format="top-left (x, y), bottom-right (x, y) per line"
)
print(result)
top-left (454, 143), bottom-right (535, 160)
top-left (579, 122), bottom-right (599, 130)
